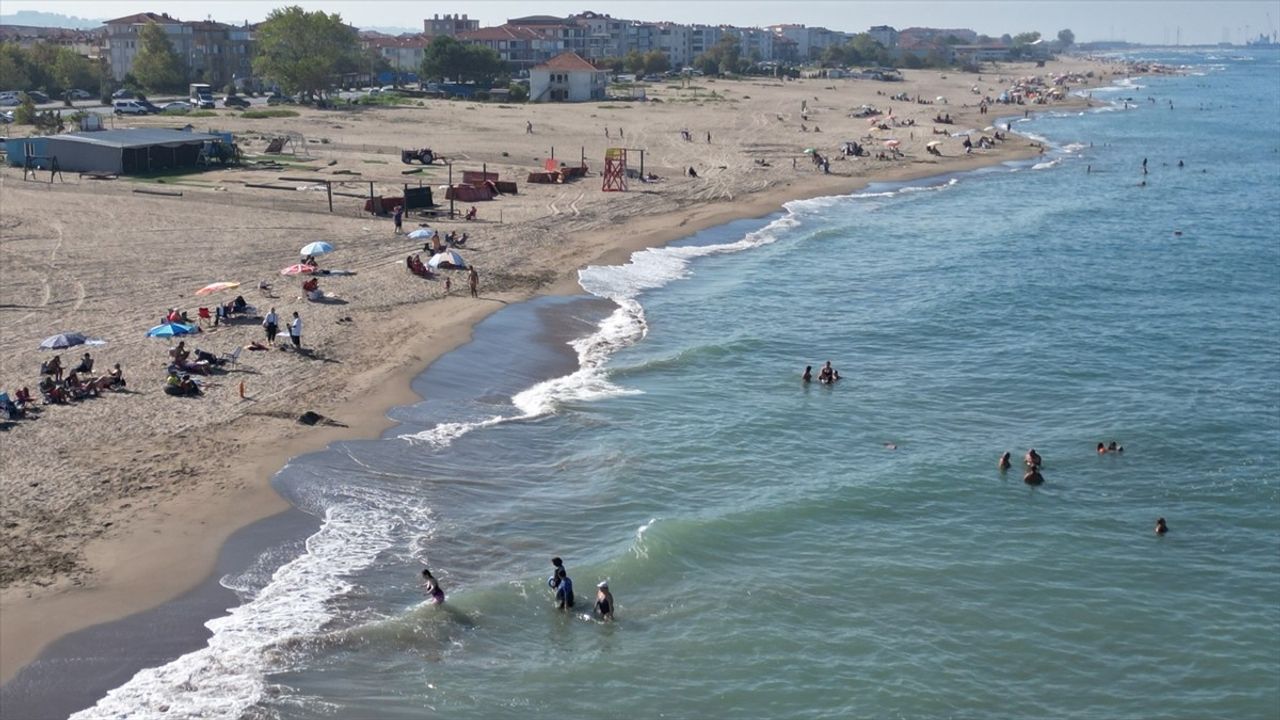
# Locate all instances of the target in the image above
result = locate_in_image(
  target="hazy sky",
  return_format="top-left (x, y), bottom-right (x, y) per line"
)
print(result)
top-left (6, 1), bottom-right (1279, 45)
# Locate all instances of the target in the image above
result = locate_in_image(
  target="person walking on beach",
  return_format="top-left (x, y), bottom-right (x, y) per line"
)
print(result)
top-left (468, 266), bottom-right (479, 298)
top-left (393, 205), bottom-right (404, 235)
top-left (594, 581), bottom-right (614, 620)
top-left (421, 568), bottom-right (445, 604)
top-left (289, 311), bottom-right (302, 350)
top-left (263, 307), bottom-right (279, 344)
top-left (526, 120), bottom-right (533, 134)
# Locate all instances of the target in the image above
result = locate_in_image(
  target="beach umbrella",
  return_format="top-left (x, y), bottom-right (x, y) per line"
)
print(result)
top-left (884, 139), bottom-right (901, 148)
top-left (803, 148), bottom-right (816, 154)
top-left (299, 241), bottom-right (334, 257)
top-left (146, 322), bottom-right (197, 338)
top-left (936, 96), bottom-right (947, 103)
top-left (427, 250), bottom-right (466, 269)
top-left (983, 126), bottom-right (995, 132)
top-left (39, 332), bottom-right (89, 350)
top-left (926, 140), bottom-right (943, 148)
top-left (195, 281), bottom-right (241, 296)
top-left (280, 264), bottom-right (317, 276)
top-left (407, 227), bottom-right (436, 240)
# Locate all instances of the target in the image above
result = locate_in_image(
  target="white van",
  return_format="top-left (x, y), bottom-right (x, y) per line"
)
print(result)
top-left (113, 100), bottom-right (148, 115)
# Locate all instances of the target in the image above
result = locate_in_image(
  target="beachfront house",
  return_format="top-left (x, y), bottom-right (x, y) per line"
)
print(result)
top-left (528, 52), bottom-right (608, 102)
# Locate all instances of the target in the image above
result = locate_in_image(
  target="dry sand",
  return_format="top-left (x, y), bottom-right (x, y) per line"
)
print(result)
top-left (0, 58), bottom-right (1121, 680)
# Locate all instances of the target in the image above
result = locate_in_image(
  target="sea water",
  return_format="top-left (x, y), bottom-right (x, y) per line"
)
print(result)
top-left (74, 49), bottom-right (1279, 719)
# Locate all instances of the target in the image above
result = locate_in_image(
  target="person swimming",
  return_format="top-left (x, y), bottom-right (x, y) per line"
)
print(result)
top-left (817, 361), bottom-right (838, 384)
top-left (1023, 467), bottom-right (1044, 485)
top-left (1025, 448), bottom-right (1042, 468)
top-left (998, 451), bottom-right (1012, 471)
top-left (1097, 442), bottom-right (1107, 454)
top-left (1155, 517), bottom-right (1168, 535)
top-left (421, 568), bottom-right (445, 604)
top-left (1108, 441), bottom-right (1123, 453)
top-left (802, 365), bottom-right (812, 383)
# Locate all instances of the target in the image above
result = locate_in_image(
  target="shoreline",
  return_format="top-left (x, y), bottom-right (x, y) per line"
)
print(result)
top-left (1, 60), bottom-right (1116, 683)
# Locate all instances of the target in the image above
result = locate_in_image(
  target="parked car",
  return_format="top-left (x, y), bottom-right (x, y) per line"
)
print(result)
top-left (137, 99), bottom-right (162, 114)
top-left (223, 95), bottom-right (250, 108)
top-left (25, 90), bottom-right (50, 104)
top-left (0, 95), bottom-right (19, 107)
top-left (379, 85), bottom-right (396, 92)
top-left (67, 89), bottom-right (92, 99)
top-left (265, 94), bottom-right (285, 105)
top-left (0, 110), bottom-right (13, 124)
top-left (113, 99), bottom-right (148, 115)
top-left (111, 88), bottom-right (136, 100)
top-left (161, 101), bottom-right (192, 112)
top-left (366, 87), bottom-right (382, 96)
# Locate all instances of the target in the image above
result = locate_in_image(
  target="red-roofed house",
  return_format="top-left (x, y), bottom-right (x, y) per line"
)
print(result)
top-left (456, 25), bottom-right (552, 69)
top-left (529, 52), bottom-right (607, 102)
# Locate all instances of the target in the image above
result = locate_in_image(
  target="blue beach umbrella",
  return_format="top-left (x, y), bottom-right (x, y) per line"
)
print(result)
top-left (39, 332), bottom-right (89, 350)
top-left (407, 227), bottom-right (436, 240)
top-left (146, 322), bottom-right (197, 338)
top-left (300, 241), bottom-right (334, 256)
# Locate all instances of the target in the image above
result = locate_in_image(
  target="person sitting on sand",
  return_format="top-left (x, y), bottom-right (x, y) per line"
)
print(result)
top-left (1155, 517), bottom-right (1168, 535)
top-left (165, 371), bottom-right (201, 397)
top-left (998, 451), bottom-right (1012, 471)
top-left (421, 568), bottom-right (445, 604)
top-left (72, 352), bottom-right (94, 375)
top-left (42, 354), bottom-right (64, 381)
top-left (170, 342), bottom-right (190, 365)
top-left (1023, 467), bottom-right (1044, 485)
top-left (465, 206), bottom-right (477, 221)
top-left (64, 371), bottom-right (95, 400)
top-left (802, 365), bottom-right (812, 383)
top-left (15, 387), bottom-right (36, 409)
top-left (594, 581), bottom-right (614, 620)
top-left (1025, 448), bottom-right (1042, 468)
top-left (302, 254), bottom-right (318, 268)
top-left (96, 363), bottom-right (125, 391)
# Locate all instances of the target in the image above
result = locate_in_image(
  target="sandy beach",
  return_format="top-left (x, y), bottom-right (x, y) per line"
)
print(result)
top-left (0, 58), bottom-right (1119, 681)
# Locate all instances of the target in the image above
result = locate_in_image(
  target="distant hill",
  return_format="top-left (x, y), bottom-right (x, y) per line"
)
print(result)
top-left (361, 25), bottom-right (422, 36)
top-left (0, 10), bottom-right (102, 29)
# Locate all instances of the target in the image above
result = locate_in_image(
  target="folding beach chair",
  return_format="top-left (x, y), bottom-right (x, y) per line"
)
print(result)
top-left (220, 346), bottom-right (242, 367)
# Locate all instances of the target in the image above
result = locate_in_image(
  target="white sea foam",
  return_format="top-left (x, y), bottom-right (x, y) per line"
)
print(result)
top-left (71, 495), bottom-right (423, 719)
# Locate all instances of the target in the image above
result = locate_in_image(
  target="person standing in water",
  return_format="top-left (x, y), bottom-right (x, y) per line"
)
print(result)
top-left (421, 568), bottom-right (445, 604)
top-left (553, 567), bottom-right (575, 610)
top-left (594, 581), bottom-right (614, 620)
top-left (1155, 518), bottom-right (1168, 535)
top-left (998, 451), bottom-right (1012, 471)
top-left (802, 365), bottom-right (812, 383)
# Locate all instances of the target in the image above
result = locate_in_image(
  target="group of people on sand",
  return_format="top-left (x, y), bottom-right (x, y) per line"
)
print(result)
top-left (420, 555), bottom-right (615, 621)
top-left (802, 361), bottom-right (841, 385)
top-left (17, 351), bottom-right (126, 410)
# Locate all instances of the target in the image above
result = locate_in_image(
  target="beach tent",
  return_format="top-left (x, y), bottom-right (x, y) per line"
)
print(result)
top-left (407, 228), bottom-right (436, 240)
top-left (428, 250), bottom-right (466, 269)
top-left (146, 322), bottom-right (197, 338)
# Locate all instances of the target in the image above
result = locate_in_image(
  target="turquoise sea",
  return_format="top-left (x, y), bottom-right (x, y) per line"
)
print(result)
top-left (73, 49), bottom-right (1279, 719)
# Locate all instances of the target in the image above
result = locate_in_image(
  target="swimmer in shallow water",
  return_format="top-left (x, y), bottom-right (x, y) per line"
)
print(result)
top-left (594, 581), bottom-right (614, 620)
top-left (817, 361), bottom-right (837, 384)
top-left (1097, 442), bottom-right (1107, 454)
top-left (1155, 517), bottom-right (1168, 535)
top-left (802, 365), bottom-right (812, 383)
top-left (1025, 448), bottom-right (1042, 468)
top-left (421, 568), bottom-right (445, 604)
top-left (1108, 441), bottom-right (1123, 453)
top-left (998, 451), bottom-right (1012, 471)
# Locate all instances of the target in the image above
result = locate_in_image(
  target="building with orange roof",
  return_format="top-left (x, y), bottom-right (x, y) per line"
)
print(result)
top-left (528, 51), bottom-right (608, 102)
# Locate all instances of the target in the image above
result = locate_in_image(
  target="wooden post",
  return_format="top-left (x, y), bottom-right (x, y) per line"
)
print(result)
top-left (448, 162), bottom-right (454, 219)
top-left (326, 180), bottom-right (333, 212)
top-left (639, 149), bottom-right (645, 178)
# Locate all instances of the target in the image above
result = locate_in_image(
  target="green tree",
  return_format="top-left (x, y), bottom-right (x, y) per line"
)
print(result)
top-left (53, 49), bottom-right (101, 95)
top-left (1012, 31), bottom-right (1042, 46)
top-left (0, 43), bottom-right (33, 90)
top-left (642, 51), bottom-right (669, 76)
top-left (597, 55), bottom-right (625, 74)
top-left (420, 36), bottom-right (503, 83)
top-left (1057, 28), bottom-right (1075, 48)
top-left (253, 6), bottom-right (360, 99)
top-left (132, 22), bottom-right (186, 92)
top-left (13, 92), bottom-right (36, 123)
top-left (624, 50), bottom-right (646, 76)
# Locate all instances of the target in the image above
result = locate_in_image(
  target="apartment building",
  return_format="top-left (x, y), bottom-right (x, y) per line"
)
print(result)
top-left (103, 12), bottom-right (255, 86)
top-left (423, 13), bottom-right (478, 38)
top-left (361, 33), bottom-right (432, 71)
top-left (0, 25), bottom-right (104, 58)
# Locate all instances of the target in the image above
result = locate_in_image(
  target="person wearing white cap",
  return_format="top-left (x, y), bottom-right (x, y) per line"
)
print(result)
top-left (593, 581), bottom-right (614, 621)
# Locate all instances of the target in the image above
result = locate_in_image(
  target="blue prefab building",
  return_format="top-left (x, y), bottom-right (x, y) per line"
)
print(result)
top-left (5, 128), bottom-right (227, 174)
